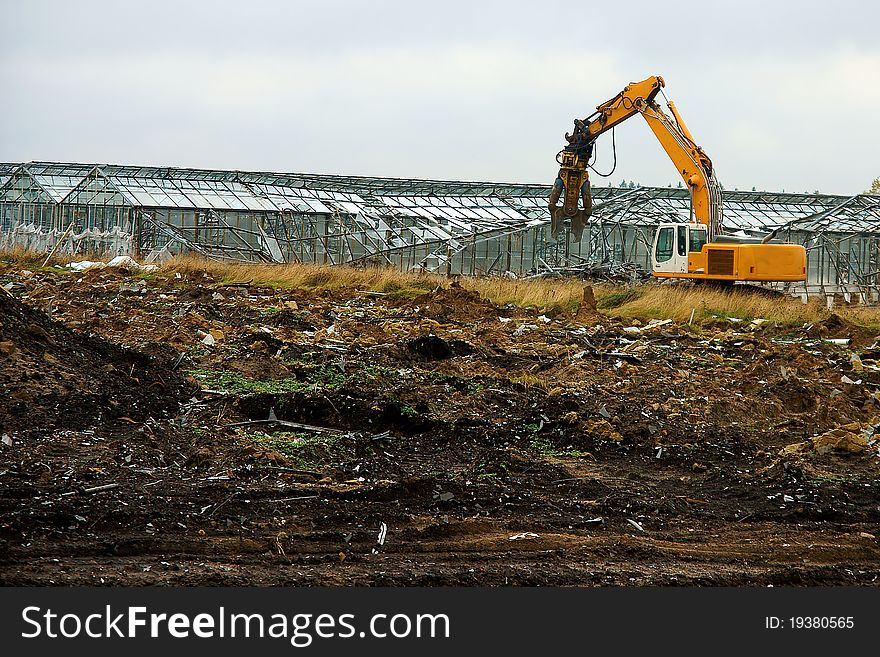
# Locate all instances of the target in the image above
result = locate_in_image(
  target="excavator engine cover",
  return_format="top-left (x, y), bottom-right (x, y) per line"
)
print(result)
top-left (707, 248), bottom-right (735, 276)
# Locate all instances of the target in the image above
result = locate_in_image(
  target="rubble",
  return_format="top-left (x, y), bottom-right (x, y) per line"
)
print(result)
top-left (1, 261), bottom-right (879, 586)
top-left (531, 260), bottom-right (652, 283)
top-left (781, 422), bottom-right (876, 456)
top-left (67, 255), bottom-right (159, 273)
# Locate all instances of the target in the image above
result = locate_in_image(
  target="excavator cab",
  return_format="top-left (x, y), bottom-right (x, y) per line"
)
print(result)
top-left (652, 223), bottom-right (707, 274)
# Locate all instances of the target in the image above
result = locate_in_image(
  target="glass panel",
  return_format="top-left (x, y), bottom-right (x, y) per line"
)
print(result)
top-left (33, 175), bottom-right (79, 201)
top-left (689, 228), bottom-right (707, 252)
top-left (655, 227), bottom-right (674, 262)
top-left (303, 199), bottom-right (331, 213)
top-left (677, 225), bottom-right (687, 256)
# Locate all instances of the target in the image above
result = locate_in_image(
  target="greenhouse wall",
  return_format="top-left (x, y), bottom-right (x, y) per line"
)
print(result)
top-left (2, 162), bottom-right (880, 297)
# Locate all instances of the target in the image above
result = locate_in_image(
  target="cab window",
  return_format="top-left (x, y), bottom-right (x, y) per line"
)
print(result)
top-left (655, 227), bottom-right (674, 262)
top-left (689, 228), bottom-right (707, 253)
top-left (677, 225), bottom-right (687, 256)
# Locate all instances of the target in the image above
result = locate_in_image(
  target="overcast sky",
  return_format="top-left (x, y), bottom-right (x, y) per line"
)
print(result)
top-left (2, 0), bottom-right (878, 194)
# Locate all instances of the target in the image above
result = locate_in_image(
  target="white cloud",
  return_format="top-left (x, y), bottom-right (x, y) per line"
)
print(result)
top-left (1, 1), bottom-right (878, 193)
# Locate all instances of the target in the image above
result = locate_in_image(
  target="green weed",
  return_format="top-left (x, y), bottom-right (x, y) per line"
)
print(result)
top-left (241, 430), bottom-right (351, 469)
top-left (597, 288), bottom-right (640, 309)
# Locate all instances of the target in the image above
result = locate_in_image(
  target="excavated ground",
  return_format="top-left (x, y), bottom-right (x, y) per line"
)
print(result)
top-left (1, 264), bottom-right (879, 585)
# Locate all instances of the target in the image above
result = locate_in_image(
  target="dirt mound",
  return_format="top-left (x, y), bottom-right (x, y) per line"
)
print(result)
top-left (409, 282), bottom-right (502, 321)
top-left (815, 313), bottom-right (850, 336)
top-left (0, 292), bottom-right (190, 433)
top-left (781, 422), bottom-right (876, 457)
top-left (807, 313), bottom-right (877, 348)
top-left (575, 285), bottom-right (600, 321)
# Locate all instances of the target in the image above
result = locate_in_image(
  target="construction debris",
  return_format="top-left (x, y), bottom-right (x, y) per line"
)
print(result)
top-left (1, 262), bottom-right (879, 586)
top-left (532, 260), bottom-right (652, 283)
top-left (781, 422), bottom-right (876, 456)
top-left (67, 255), bottom-right (159, 273)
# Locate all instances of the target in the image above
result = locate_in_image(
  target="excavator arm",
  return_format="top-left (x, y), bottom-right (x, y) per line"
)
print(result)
top-left (587, 76), bottom-right (665, 136)
top-left (550, 75), bottom-right (721, 241)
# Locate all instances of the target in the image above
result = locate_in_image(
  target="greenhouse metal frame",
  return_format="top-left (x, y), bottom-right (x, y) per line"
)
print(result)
top-left (2, 161), bottom-right (880, 298)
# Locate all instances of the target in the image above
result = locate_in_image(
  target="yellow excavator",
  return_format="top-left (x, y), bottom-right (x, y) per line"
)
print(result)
top-left (549, 75), bottom-right (806, 283)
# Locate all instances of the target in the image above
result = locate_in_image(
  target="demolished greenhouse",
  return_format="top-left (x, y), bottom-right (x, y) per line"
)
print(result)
top-left (2, 161), bottom-right (879, 297)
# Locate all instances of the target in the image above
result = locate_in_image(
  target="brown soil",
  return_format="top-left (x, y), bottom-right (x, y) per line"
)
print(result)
top-left (1, 266), bottom-right (879, 586)
top-left (0, 291), bottom-right (190, 433)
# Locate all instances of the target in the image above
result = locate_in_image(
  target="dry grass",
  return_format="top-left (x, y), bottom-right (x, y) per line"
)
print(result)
top-left (598, 284), bottom-right (880, 330)
top-left (838, 307), bottom-right (880, 333)
top-left (0, 247), bottom-right (99, 268)
top-left (598, 285), bottom-right (831, 325)
top-left (164, 255), bottom-right (443, 296)
top-left (466, 277), bottom-right (586, 312)
top-left (0, 246), bottom-right (41, 263)
top-left (159, 256), bottom-right (880, 328)
top-left (162, 255), bottom-right (587, 310)
top-left (7, 250), bottom-right (880, 330)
